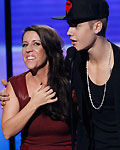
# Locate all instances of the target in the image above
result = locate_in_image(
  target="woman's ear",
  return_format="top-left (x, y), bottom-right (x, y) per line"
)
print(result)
top-left (93, 21), bottom-right (103, 34)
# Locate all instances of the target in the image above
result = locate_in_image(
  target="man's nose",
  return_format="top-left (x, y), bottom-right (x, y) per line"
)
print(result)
top-left (67, 27), bottom-right (74, 36)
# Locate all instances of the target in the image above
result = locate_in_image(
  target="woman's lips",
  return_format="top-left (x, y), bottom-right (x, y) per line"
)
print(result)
top-left (27, 56), bottom-right (36, 60)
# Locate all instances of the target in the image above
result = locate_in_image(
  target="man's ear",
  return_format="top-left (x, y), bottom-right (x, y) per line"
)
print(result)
top-left (93, 21), bottom-right (103, 34)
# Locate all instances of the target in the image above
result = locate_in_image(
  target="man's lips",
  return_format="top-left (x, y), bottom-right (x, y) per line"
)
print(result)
top-left (71, 39), bottom-right (77, 45)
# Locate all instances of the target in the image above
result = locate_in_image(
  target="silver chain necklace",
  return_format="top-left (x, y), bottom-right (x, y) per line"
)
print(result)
top-left (86, 43), bottom-right (112, 110)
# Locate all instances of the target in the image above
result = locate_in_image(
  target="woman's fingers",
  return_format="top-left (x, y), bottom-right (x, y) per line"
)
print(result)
top-left (34, 83), bottom-right (43, 92)
top-left (46, 89), bottom-right (53, 95)
top-left (47, 91), bottom-right (56, 99)
top-left (42, 86), bottom-right (50, 92)
top-left (31, 85), bottom-right (58, 108)
top-left (38, 86), bottom-right (58, 104)
top-left (46, 89), bottom-right (58, 103)
top-left (35, 83), bottom-right (49, 92)
top-left (47, 97), bottom-right (58, 104)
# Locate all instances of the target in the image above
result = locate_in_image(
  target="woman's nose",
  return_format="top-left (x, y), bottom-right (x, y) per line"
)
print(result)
top-left (26, 44), bottom-right (33, 53)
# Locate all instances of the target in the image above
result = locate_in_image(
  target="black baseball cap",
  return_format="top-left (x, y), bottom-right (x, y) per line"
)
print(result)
top-left (52, 0), bottom-right (109, 22)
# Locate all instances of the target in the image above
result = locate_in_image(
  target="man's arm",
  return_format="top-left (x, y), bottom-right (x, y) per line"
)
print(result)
top-left (0, 80), bottom-right (9, 108)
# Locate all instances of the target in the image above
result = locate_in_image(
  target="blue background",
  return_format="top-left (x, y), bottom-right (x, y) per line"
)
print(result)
top-left (0, 0), bottom-right (120, 149)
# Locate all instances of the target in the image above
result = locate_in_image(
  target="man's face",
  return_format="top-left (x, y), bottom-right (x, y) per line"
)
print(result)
top-left (67, 21), bottom-right (96, 51)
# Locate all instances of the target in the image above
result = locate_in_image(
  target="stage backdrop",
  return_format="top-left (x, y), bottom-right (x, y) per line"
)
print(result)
top-left (0, 0), bottom-right (120, 149)
top-left (0, 0), bottom-right (9, 150)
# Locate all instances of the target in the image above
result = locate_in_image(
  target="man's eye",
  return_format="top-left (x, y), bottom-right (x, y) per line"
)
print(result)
top-left (76, 24), bottom-right (81, 28)
top-left (34, 42), bottom-right (41, 46)
top-left (22, 44), bottom-right (28, 47)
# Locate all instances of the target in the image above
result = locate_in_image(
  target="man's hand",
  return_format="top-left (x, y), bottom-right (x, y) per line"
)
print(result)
top-left (0, 80), bottom-right (9, 108)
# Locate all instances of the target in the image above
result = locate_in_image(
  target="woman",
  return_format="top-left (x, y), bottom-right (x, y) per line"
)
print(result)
top-left (2, 25), bottom-right (75, 150)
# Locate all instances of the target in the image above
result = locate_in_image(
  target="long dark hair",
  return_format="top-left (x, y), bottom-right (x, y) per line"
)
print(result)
top-left (22, 25), bottom-right (70, 123)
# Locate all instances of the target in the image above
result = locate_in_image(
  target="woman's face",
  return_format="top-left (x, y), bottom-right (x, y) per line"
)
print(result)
top-left (22, 31), bottom-right (47, 71)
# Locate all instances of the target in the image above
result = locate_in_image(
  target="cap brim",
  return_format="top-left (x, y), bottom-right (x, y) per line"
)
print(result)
top-left (51, 16), bottom-right (67, 20)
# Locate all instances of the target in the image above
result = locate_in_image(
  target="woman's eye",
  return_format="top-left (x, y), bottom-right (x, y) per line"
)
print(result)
top-left (22, 43), bottom-right (28, 47)
top-left (34, 42), bottom-right (41, 46)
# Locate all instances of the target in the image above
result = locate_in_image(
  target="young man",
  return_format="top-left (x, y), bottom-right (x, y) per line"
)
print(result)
top-left (52, 0), bottom-right (120, 149)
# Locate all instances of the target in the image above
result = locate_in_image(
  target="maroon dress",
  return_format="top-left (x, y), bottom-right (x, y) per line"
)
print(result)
top-left (9, 72), bottom-right (74, 150)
